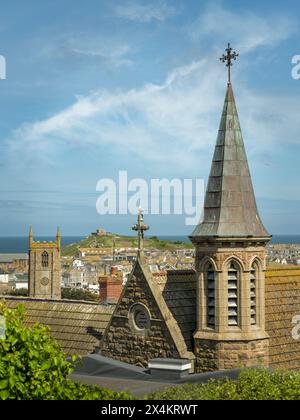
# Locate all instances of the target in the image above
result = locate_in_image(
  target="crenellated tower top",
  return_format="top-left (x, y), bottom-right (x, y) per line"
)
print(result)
top-left (29, 226), bottom-right (61, 251)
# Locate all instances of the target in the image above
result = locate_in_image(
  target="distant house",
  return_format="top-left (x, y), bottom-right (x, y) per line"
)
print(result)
top-left (159, 262), bottom-right (176, 271)
top-left (62, 268), bottom-right (86, 289)
top-left (77, 248), bottom-right (112, 258)
top-left (92, 228), bottom-right (107, 237)
top-left (0, 268), bottom-right (9, 284)
top-left (73, 259), bottom-right (84, 268)
top-left (149, 264), bottom-right (159, 273)
top-left (9, 273), bottom-right (28, 290)
top-left (0, 253), bottom-right (28, 271)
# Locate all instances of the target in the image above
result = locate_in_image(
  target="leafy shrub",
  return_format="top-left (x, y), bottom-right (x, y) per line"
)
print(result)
top-left (5, 288), bottom-right (28, 297)
top-left (148, 368), bottom-right (300, 400)
top-left (0, 302), bottom-right (132, 400)
top-left (61, 288), bottom-right (99, 302)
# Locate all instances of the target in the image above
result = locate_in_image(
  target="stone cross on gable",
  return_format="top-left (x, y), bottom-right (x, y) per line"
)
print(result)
top-left (132, 207), bottom-right (149, 255)
top-left (220, 43), bottom-right (239, 83)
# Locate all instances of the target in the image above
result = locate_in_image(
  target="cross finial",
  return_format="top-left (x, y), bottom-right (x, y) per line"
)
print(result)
top-left (220, 43), bottom-right (239, 83)
top-left (132, 207), bottom-right (149, 255)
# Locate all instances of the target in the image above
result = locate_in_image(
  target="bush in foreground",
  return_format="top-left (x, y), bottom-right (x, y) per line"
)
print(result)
top-left (148, 368), bottom-right (300, 400)
top-left (0, 302), bottom-right (132, 400)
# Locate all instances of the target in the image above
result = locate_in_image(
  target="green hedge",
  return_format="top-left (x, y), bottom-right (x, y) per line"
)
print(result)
top-left (61, 288), bottom-right (99, 302)
top-left (0, 302), bottom-right (132, 400)
top-left (148, 368), bottom-right (300, 400)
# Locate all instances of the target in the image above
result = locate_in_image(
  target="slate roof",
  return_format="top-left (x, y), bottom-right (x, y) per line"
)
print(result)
top-left (0, 253), bottom-right (28, 263)
top-left (153, 270), bottom-right (197, 352)
top-left (4, 297), bottom-right (114, 356)
top-left (265, 266), bottom-right (300, 370)
top-left (192, 82), bottom-right (270, 239)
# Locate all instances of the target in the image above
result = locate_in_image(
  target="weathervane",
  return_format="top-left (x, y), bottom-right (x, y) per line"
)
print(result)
top-left (220, 43), bottom-right (239, 83)
top-left (132, 207), bottom-right (149, 255)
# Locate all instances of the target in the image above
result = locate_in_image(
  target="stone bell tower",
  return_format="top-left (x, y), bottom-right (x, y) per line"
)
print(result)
top-left (29, 227), bottom-right (61, 300)
top-left (191, 44), bottom-right (271, 372)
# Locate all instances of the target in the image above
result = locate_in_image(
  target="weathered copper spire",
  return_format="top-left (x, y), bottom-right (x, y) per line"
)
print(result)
top-left (192, 50), bottom-right (270, 239)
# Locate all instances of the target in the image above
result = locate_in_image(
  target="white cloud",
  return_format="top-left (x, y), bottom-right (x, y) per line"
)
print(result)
top-left (7, 58), bottom-right (220, 169)
top-left (6, 5), bottom-right (300, 179)
top-left (114, 0), bottom-right (178, 23)
top-left (187, 3), bottom-right (297, 52)
top-left (41, 33), bottom-right (133, 68)
top-left (8, 53), bottom-right (300, 175)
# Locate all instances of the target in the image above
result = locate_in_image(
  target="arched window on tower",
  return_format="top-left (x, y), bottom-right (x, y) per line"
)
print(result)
top-left (206, 264), bottom-right (216, 328)
top-left (228, 261), bottom-right (239, 326)
top-left (250, 263), bottom-right (258, 326)
top-left (42, 251), bottom-right (49, 268)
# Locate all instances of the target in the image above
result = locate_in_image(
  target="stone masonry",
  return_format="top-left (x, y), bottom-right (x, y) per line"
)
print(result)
top-left (101, 260), bottom-right (181, 367)
top-left (195, 339), bottom-right (269, 373)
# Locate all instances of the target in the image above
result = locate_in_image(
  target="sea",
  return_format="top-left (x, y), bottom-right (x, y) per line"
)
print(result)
top-left (0, 235), bottom-right (299, 253)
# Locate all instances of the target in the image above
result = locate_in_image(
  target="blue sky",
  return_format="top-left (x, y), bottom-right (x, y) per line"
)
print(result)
top-left (0, 0), bottom-right (300, 236)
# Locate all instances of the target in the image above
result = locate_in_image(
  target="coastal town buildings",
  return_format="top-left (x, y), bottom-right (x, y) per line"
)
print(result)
top-left (267, 244), bottom-right (300, 265)
top-left (1, 46), bottom-right (300, 374)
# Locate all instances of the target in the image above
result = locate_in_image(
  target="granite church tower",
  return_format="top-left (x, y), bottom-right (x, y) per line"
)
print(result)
top-left (28, 227), bottom-right (61, 300)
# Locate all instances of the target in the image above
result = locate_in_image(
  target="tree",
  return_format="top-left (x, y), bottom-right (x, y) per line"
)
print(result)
top-left (0, 302), bottom-right (131, 400)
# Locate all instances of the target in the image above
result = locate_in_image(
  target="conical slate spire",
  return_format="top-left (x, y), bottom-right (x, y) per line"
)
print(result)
top-left (192, 83), bottom-right (270, 239)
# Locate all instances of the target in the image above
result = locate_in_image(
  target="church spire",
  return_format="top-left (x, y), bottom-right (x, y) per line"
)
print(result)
top-left (192, 45), bottom-right (270, 240)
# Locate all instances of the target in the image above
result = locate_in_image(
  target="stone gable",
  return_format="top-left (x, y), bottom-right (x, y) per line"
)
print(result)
top-left (101, 258), bottom-right (194, 368)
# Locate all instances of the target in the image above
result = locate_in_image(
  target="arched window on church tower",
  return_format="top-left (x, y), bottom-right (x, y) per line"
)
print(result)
top-left (206, 264), bottom-right (216, 328)
top-left (42, 251), bottom-right (49, 268)
top-left (250, 262), bottom-right (258, 326)
top-left (228, 261), bottom-right (240, 326)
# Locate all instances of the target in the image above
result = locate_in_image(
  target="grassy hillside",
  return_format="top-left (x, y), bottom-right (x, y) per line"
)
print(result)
top-left (61, 232), bottom-right (193, 257)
